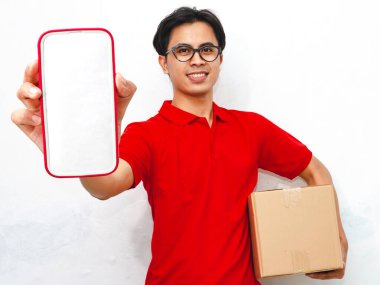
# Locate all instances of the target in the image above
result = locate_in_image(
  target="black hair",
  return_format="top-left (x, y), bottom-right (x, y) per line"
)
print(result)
top-left (153, 7), bottom-right (226, 56)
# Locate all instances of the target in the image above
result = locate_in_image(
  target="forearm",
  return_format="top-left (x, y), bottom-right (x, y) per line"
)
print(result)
top-left (300, 156), bottom-right (348, 257)
top-left (300, 156), bottom-right (332, 185)
top-left (80, 158), bottom-right (134, 200)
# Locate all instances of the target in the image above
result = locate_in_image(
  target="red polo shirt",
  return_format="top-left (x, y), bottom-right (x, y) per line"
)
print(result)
top-left (119, 101), bottom-right (312, 285)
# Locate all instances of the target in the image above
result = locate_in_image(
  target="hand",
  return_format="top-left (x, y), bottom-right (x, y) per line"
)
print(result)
top-left (306, 236), bottom-right (348, 279)
top-left (11, 60), bottom-right (137, 151)
top-left (11, 59), bottom-right (44, 151)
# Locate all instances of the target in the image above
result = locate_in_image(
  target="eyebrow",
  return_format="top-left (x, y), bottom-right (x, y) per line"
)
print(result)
top-left (176, 42), bottom-right (217, 47)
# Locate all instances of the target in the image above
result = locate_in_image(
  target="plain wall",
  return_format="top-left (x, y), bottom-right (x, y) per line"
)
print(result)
top-left (1, 0), bottom-right (379, 284)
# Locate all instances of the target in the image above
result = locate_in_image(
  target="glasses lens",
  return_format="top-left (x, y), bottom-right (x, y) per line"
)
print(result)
top-left (173, 46), bottom-right (193, 62)
top-left (200, 46), bottom-right (219, 62)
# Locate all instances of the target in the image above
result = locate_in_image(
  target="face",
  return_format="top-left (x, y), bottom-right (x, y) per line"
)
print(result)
top-left (159, 21), bottom-right (223, 98)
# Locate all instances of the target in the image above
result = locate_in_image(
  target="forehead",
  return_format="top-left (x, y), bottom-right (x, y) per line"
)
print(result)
top-left (168, 21), bottom-right (218, 48)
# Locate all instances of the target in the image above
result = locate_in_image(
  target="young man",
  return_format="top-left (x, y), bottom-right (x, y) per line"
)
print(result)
top-left (12, 6), bottom-right (347, 285)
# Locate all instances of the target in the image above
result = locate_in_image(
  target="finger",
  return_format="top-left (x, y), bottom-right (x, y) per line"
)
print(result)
top-left (23, 59), bottom-right (39, 84)
top-left (11, 109), bottom-right (44, 152)
top-left (17, 82), bottom-right (41, 112)
top-left (306, 269), bottom-right (344, 280)
top-left (11, 109), bottom-right (41, 127)
top-left (306, 272), bottom-right (330, 280)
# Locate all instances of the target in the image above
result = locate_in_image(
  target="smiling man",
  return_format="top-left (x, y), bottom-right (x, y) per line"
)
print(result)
top-left (13, 6), bottom-right (347, 285)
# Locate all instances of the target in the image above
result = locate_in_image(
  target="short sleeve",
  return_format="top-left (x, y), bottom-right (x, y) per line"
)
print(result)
top-left (119, 122), bottom-right (151, 188)
top-left (257, 115), bottom-right (312, 179)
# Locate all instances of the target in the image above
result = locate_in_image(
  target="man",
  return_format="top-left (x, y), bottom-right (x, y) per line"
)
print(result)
top-left (12, 6), bottom-right (347, 285)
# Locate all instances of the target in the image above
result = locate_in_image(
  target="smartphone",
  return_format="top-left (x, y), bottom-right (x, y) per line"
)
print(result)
top-left (38, 28), bottom-right (118, 178)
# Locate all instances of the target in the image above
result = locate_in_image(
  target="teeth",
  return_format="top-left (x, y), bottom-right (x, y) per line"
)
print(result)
top-left (189, 73), bottom-right (206, 78)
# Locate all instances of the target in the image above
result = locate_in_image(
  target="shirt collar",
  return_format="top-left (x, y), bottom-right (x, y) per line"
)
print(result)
top-left (159, 100), bottom-right (230, 125)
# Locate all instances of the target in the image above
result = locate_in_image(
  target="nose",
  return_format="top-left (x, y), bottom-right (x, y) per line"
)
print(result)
top-left (189, 50), bottom-right (205, 66)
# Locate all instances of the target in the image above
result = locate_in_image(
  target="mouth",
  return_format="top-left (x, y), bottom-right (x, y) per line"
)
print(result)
top-left (186, 72), bottom-right (209, 82)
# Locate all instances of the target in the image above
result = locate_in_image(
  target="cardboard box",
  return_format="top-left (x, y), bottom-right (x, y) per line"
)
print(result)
top-left (247, 185), bottom-right (344, 279)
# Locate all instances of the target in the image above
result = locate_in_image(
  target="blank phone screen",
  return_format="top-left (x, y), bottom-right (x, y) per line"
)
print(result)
top-left (39, 29), bottom-right (117, 177)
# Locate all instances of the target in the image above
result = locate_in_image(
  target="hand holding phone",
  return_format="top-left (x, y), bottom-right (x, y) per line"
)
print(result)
top-left (11, 28), bottom-right (136, 179)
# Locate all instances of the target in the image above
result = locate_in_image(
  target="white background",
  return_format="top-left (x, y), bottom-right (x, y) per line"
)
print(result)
top-left (0, 0), bottom-right (379, 284)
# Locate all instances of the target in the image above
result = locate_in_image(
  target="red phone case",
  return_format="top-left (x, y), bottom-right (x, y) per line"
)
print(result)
top-left (38, 28), bottom-right (119, 178)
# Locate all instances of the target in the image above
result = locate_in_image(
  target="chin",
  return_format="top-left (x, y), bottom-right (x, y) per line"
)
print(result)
top-left (184, 84), bottom-right (214, 97)
top-left (186, 89), bottom-right (212, 98)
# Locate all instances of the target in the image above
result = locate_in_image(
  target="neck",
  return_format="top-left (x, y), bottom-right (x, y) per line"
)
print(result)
top-left (172, 93), bottom-right (213, 126)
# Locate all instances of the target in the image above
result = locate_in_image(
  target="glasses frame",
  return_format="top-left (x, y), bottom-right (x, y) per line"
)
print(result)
top-left (165, 44), bottom-right (222, 62)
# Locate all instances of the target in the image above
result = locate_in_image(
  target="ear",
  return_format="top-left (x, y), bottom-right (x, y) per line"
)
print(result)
top-left (158, 55), bottom-right (169, 74)
top-left (219, 53), bottom-right (223, 65)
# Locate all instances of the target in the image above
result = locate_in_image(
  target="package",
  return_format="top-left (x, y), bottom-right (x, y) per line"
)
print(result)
top-left (247, 184), bottom-right (344, 279)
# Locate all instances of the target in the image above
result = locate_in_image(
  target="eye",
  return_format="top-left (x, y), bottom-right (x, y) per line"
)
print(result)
top-left (175, 46), bottom-right (192, 55)
top-left (201, 46), bottom-right (216, 54)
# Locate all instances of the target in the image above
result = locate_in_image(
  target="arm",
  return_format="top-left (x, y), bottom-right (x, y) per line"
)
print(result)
top-left (80, 158), bottom-right (134, 200)
top-left (299, 156), bottom-right (348, 279)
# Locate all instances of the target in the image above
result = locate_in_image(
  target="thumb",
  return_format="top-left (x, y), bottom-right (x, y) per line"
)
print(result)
top-left (115, 73), bottom-right (137, 123)
top-left (116, 73), bottom-right (136, 100)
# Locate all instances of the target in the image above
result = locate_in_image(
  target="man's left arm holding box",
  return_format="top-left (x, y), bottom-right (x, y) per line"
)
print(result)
top-left (256, 115), bottom-right (348, 279)
top-left (299, 155), bottom-right (348, 279)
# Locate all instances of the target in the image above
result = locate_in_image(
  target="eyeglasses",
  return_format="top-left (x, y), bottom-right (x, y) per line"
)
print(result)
top-left (166, 44), bottom-right (222, 62)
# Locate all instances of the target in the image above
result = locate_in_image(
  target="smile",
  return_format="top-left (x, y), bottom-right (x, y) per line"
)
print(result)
top-left (189, 73), bottom-right (207, 77)
top-left (187, 72), bottom-right (209, 82)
